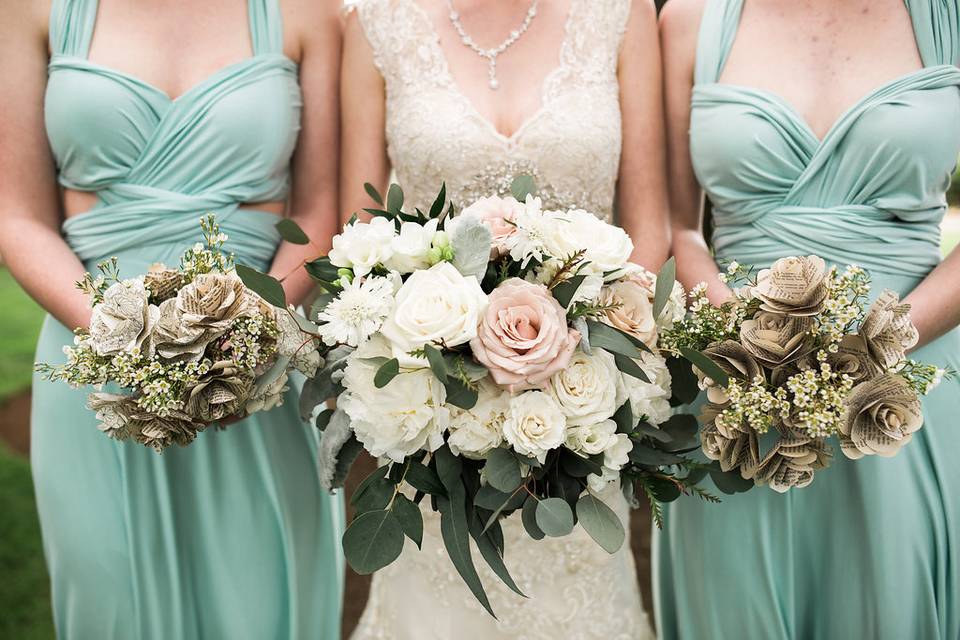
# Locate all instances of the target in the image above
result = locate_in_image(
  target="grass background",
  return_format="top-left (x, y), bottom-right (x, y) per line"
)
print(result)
top-left (0, 208), bottom-right (957, 639)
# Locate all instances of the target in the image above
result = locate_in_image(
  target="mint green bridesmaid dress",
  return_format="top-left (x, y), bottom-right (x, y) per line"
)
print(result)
top-left (31, 1), bottom-right (344, 638)
top-left (653, 2), bottom-right (960, 638)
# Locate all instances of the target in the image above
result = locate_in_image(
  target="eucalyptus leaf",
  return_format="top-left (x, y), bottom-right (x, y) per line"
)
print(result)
top-left (423, 344), bottom-right (448, 383)
top-left (612, 401), bottom-right (634, 434)
top-left (535, 498), bottom-right (575, 537)
top-left (304, 257), bottom-right (341, 284)
top-left (551, 274), bottom-right (587, 309)
top-left (315, 408), bottom-right (334, 432)
top-left (634, 421), bottom-right (672, 443)
top-left (468, 511), bottom-right (525, 597)
top-left (652, 257), bottom-right (677, 319)
top-left (577, 493), bottom-right (625, 554)
top-left (667, 355), bottom-right (700, 405)
top-left (353, 478), bottom-right (395, 514)
top-left (560, 449), bottom-right (603, 478)
top-left (330, 436), bottom-right (363, 491)
top-left (386, 184), bottom-right (404, 214)
top-left (364, 182), bottom-right (384, 206)
top-left (374, 358), bottom-right (401, 388)
top-left (236, 264), bottom-right (286, 309)
top-left (429, 182), bottom-right (446, 219)
top-left (710, 468), bottom-right (754, 495)
top-left (510, 175), bottom-right (536, 201)
top-left (404, 462), bottom-right (446, 496)
top-left (660, 414), bottom-right (699, 450)
top-left (584, 320), bottom-right (642, 359)
top-left (614, 353), bottom-right (651, 383)
top-left (572, 316), bottom-right (591, 354)
top-left (437, 491), bottom-right (495, 616)
top-left (444, 377), bottom-right (479, 410)
top-left (392, 494), bottom-right (423, 549)
top-left (309, 292), bottom-right (335, 321)
top-left (484, 449), bottom-right (523, 493)
top-left (342, 510), bottom-right (404, 574)
top-left (758, 429), bottom-right (781, 461)
top-left (350, 465), bottom-right (391, 506)
top-left (628, 445), bottom-right (685, 467)
top-left (680, 347), bottom-right (730, 387)
top-left (275, 218), bottom-right (310, 245)
top-left (521, 497), bottom-right (544, 540)
top-left (648, 476), bottom-right (683, 502)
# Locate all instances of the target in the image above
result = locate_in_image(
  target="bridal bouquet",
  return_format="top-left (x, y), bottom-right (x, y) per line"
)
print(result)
top-left (239, 178), bottom-right (709, 614)
top-left (36, 216), bottom-right (322, 451)
top-left (663, 256), bottom-right (949, 493)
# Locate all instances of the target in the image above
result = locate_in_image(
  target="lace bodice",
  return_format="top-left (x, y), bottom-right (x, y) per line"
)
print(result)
top-left (356, 0), bottom-right (629, 220)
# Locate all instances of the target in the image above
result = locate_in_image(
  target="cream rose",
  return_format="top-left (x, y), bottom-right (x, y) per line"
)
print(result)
top-left (625, 352), bottom-right (673, 425)
top-left (339, 337), bottom-right (449, 462)
top-left (379, 262), bottom-right (487, 364)
top-left (88, 278), bottom-right (159, 357)
top-left (753, 255), bottom-right (829, 316)
top-left (546, 350), bottom-right (626, 426)
top-left (502, 390), bottom-right (567, 463)
top-left (447, 381), bottom-right (509, 459)
top-left (597, 275), bottom-right (659, 348)
top-left (328, 217), bottom-right (396, 277)
top-left (470, 278), bottom-right (580, 391)
top-left (839, 374), bottom-right (923, 459)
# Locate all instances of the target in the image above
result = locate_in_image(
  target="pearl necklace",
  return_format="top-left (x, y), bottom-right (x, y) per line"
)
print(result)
top-left (446, 0), bottom-right (539, 90)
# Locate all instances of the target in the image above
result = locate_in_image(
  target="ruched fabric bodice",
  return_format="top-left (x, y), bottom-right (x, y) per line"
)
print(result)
top-left (654, 3), bottom-right (960, 640)
top-left (45, 0), bottom-right (301, 268)
top-left (31, 3), bottom-right (344, 638)
top-left (690, 0), bottom-right (960, 281)
top-left (356, 0), bottom-right (629, 220)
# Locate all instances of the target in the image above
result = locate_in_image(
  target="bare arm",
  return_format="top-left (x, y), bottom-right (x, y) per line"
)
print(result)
top-left (659, 0), bottom-right (732, 304)
top-left (269, 0), bottom-right (343, 307)
top-left (617, 0), bottom-right (670, 271)
top-left (338, 8), bottom-right (390, 223)
top-left (0, 0), bottom-right (92, 330)
top-left (903, 246), bottom-right (960, 348)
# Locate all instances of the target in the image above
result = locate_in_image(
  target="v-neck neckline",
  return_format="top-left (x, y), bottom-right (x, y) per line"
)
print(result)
top-left (405, 0), bottom-right (577, 144)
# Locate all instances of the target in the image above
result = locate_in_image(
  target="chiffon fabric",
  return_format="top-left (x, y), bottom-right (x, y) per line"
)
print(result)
top-left (32, 1), bottom-right (344, 637)
top-left (654, 2), bottom-right (960, 639)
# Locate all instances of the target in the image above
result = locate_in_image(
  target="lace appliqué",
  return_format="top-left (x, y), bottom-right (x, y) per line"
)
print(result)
top-left (356, 0), bottom-right (630, 222)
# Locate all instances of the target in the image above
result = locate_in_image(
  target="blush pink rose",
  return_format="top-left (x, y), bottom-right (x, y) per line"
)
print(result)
top-left (460, 196), bottom-right (524, 256)
top-left (470, 278), bottom-right (580, 391)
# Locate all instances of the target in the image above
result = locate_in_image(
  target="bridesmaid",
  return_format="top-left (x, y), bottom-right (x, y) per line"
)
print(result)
top-left (0, 0), bottom-right (344, 638)
top-left (655, 1), bottom-right (960, 639)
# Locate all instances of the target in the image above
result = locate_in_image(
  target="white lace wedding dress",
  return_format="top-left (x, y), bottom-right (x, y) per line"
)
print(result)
top-left (350, 1), bottom-right (655, 638)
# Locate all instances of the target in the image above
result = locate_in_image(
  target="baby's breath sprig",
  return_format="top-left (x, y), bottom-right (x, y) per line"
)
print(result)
top-left (715, 375), bottom-right (789, 435)
top-left (180, 214), bottom-right (235, 281)
top-left (215, 315), bottom-right (281, 371)
top-left (780, 359), bottom-right (853, 438)
top-left (898, 360), bottom-right (954, 395)
top-left (76, 257), bottom-right (121, 304)
top-left (660, 284), bottom-right (745, 352)
top-left (816, 265), bottom-right (871, 343)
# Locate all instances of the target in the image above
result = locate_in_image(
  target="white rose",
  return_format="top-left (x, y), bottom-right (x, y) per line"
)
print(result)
top-left (502, 390), bottom-right (566, 463)
top-left (544, 210), bottom-right (634, 276)
top-left (545, 350), bottom-right (626, 426)
top-left (329, 217), bottom-right (396, 277)
top-left (447, 380), bottom-right (508, 459)
top-left (89, 278), bottom-right (159, 356)
top-left (379, 262), bottom-right (488, 364)
top-left (385, 218), bottom-right (439, 274)
top-left (565, 418), bottom-right (619, 456)
top-left (338, 337), bottom-right (449, 462)
top-left (587, 433), bottom-right (632, 493)
top-left (624, 352), bottom-right (673, 426)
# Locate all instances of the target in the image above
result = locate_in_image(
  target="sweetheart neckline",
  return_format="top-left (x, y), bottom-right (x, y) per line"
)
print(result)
top-left (695, 64), bottom-right (960, 148)
top-left (49, 52), bottom-right (297, 105)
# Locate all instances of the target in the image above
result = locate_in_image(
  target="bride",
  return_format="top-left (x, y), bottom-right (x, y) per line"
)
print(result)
top-left (340, 0), bottom-right (668, 637)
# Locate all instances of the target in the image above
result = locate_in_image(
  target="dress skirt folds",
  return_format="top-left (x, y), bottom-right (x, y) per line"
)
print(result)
top-left (33, 0), bottom-right (345, 638)
top-left (653, 1), bottom-right (960, 639)
top-left (32, 209), bottom-right (345, 640)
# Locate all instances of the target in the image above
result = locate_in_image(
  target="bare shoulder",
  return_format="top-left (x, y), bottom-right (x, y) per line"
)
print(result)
top-left (0, 0), bottom-right (50, 42)
top-left (658, 0), bottom-right (706, 43)
top-left (281, 0), bottom-right (340, 60)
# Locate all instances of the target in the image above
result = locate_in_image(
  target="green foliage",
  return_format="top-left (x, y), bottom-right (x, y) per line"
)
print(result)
top-left (534, 498), bottom-right (575, 537)
top-left (235, 264), bottom-right (286, 309)
top-left (342, 509), bottom-right (405, 575)
top-left (577, 493), bottom-right (626, 554)
top-left (275, 219), bottom-right (310, 245)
